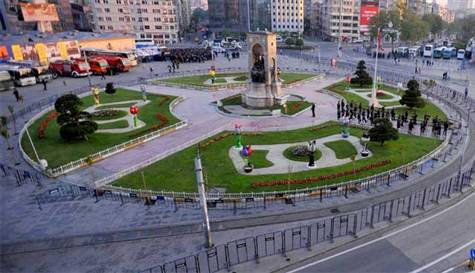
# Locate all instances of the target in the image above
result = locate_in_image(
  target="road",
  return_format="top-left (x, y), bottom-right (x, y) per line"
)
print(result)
top-left (281, 188), bottom-right (475, 273)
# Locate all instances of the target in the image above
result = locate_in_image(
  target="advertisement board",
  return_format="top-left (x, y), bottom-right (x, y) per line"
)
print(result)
top-left (19, 3), bottom-right (60, 22)
top-left (0, 46), bottom-right (9, 60)
top-left (360, 1), bottom-right (379, 33)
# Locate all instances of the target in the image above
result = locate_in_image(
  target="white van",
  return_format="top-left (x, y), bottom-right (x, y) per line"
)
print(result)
top-left (457, 49), bottom-right (465, 60)
top-left (423, 44), bottom-right (434, 57)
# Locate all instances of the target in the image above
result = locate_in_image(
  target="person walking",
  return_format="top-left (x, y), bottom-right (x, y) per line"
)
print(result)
top-left (101, 71), bottom-right (106, 80)
top-left (41, 79), bottom-right (47, 91)
top-left (13, 88), bottom-right (21, 102)
top-left (311, 103), bottom-right (316, 118)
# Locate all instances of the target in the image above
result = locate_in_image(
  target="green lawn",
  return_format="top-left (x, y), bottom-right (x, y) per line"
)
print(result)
top-left (284, 101), bottom-right (312, 115)
top-left (97, 119), bottom-right (130, 130)
top-left (327, 81), bottom-right (447, 120)
top-left (251, 150), bottom-right (274, 168)
top-left (324, 140), bottom-right (357, 159)
top-left (21, 89), bottom-right (180, 168)
top-left (214, 78), bottom-right (227, 84)
top-left (113, 121), bottom-right (442, 193)
top-left (283, 145), bottom-right (322, 162)
top-left (157, 72), bottom-right (316, 88)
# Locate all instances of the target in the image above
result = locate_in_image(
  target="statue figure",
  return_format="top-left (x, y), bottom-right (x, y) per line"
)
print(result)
top-left (140, 85), bottom-right (147, 101)
top-left (234, 124), bottom-right (243, 150)
top-left (91, 86), bottom-right (100, 105)
top-left (307, 140), bottom-right (317, 168)
top-left (251, 53), bottom-right (265, 83)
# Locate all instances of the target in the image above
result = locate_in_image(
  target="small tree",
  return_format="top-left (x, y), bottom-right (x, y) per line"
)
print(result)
top-left (1, 128), bottom-right (12, 150)
top-left (285, 37), bottom-right (296, 46)
top-left (369, 118), bottom-right (399, 146)
top-left (55, 94), bottom-right (98, 141)
top-left (295, 38), bottom-right (304, 49)
top-left (399, 79), bottom-right (426, 109)
top-left (105, 82), bottom-right (116, 94)
top-left (351, 60), bottom-right (373, 87)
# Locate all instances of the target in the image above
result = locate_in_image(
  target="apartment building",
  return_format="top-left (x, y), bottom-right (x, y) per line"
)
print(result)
top-left (271, 0), bottom-right (305, 33)
top-left (319, 0), bottom-right (360, 41)
top-left (89, 0), bottom-right (179, 44)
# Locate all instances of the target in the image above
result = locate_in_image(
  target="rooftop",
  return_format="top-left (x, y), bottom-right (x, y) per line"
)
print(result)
top-left (1, 31), bottom-right (134, 45)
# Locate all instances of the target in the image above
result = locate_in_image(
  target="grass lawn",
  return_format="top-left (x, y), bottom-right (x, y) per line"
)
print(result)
top-left (324, 140), bottom-right (357, 159)
top-left (251, 150), bottom-right (274, 169)
top-left (283, 145), bottom-right (322, 162)
top-left (284, 101), bottom-right (312, 115)
top-left (113, 121), bottom-right (442, 193)
top-left (327, 81), bottom-right (447, 120)
top-left (98, 119), bottom-right (129, 130)
top-left (21, 88), bottom-right (180, 168)
top-left (157, 72), bottom-right (315, 87)
top-left (214, 78), bottom-right (227, 84)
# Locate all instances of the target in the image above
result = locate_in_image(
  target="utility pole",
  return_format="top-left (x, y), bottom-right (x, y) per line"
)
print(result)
top-left (195, 149), bottom-right (213, 248)
top-left (371, 27), bottom-right (381, 108)
top-left (337, 0), bottom-right (343, 58)
top-left (247, 0), bottom-right (251, 32)
top-left (80, 47), bottom-right (92, 88)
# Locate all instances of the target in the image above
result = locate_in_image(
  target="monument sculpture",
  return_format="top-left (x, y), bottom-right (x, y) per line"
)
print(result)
top-left (242, 32), bottom-right (284, 108)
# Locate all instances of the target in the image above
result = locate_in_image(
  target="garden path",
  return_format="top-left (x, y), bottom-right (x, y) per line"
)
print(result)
top-left (229, 134), bottom-right (370, 175)
top-left (83, 100), bottom-right (150, 133)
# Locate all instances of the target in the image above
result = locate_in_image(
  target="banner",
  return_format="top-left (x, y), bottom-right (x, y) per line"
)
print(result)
top-left (11, 45), bottom-right (23, 61)
top-left (19, 3), bottom-right (60, 22)
top-left (35, 43), bottom-right (48, 65)
top-left (360, 1), bottom-right (379, 34)
top-left (0, 46), bottom-right (8, 60)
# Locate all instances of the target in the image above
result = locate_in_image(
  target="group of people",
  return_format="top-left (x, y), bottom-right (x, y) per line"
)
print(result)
top-left (168, 48), bottom-right (212, 64)
top-left (336, 100), bottom-right (450, 137)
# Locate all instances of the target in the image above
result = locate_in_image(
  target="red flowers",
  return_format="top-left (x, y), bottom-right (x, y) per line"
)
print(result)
top-left (155, 113), bottom-right (169, 128)
top-left (38, 111), bottom-right (58, 139)
top-left (251, 160), bottom-right (392, 188)
top-left (199, 133), bottom-right (232, 149)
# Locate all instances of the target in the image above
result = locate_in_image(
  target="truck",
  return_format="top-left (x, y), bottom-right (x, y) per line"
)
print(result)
top-left (90, 55), bottom-right (131, 74)
top-left (49, 60), bottom-right (91, 78)
top-left (73, 57), bottom-right (110, 75)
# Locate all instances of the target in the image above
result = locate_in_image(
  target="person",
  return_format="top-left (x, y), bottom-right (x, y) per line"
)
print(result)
top-left (311, 103), bottom-right (316, 118)
top-left (149, 66), bottom-right (154, 74)
top-left (42, 79), bottom-right (47, 91)
top-left (465, 87), bottom-right (469, 100)
top-left (13, 88), bottom-right (21, 102)
top-left (101, 71), bottom-right (106, 80)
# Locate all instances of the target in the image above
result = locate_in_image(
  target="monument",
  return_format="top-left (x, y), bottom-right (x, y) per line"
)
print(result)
top-left (242, 32), bottom-right (284, 108)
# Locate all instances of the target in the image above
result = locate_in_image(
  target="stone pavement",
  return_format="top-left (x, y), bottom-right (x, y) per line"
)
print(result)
top-left (229, 134), bottom-right (369, 175)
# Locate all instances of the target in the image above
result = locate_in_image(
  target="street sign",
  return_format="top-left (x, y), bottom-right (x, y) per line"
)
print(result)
top-left (470, 248), bottom-right (475, 259)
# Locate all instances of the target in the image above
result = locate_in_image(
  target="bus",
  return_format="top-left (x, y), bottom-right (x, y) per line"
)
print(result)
top-left (442, 48), bottom-right (452, 59)
top-left (135, 38), bottom-right (155, 48)
top-left (423, 44), bottom-right (433, 57)
top-left (433, 47), bottom-right (445, 58)
top-left (7, 60), bottom-right (54, 83)
top-left (7, 66), bottom-right (37, 86)
top-left (0, 70), bottom-right (14, 92)
top-left (81, 48), bottom-right (138, 66)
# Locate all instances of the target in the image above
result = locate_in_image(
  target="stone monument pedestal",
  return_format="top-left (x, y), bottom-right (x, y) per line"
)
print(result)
top-left (241, 31), bottom-right (284, 108)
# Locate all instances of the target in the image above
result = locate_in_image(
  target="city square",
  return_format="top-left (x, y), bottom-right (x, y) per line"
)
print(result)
top-left (1, 1), bottom-right (475, 273)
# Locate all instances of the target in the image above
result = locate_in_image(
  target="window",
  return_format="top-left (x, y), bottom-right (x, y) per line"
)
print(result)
top-left (106, 17), bottom-right (112, 21)
top-left (107, 26), bottom-right (113, 30)
top-left (155, 25), bottom-right (162, 29)
top-left (144, 25), bottom-right (150, 29)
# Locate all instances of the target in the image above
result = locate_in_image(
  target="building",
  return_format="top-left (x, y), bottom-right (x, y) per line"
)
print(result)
top-left (175, 0), bottom-right (191, 33)
top-left (0, 0), bottom-right (9, 32)
top-left (2, 0), bottom-right (75, 33)
top-left (71, 0), bottom-right (93, 31)
top-left (88, 0), bottom-right (179, 45)
top-left (208, 0), bottom-right (246, 31)
top-left (270, 0), bottom-right (305, 33)
top-left (319, 0), bottom-right (361, 41)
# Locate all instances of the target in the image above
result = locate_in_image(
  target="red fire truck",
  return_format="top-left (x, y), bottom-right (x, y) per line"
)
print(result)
top-left (49, 60), bottom-right (91, 78)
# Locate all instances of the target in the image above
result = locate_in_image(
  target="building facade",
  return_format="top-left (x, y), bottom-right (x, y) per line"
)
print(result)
top-left (174, 0), bottom-right (191, 33)
top-left (71, 0), bottom-right (93, 31)
top-left (319, 0), bottom-right (360, 41)
top-left (270, 0), bottom-right (304, 33)
top-left (88, 0), bottom-right (179, 44)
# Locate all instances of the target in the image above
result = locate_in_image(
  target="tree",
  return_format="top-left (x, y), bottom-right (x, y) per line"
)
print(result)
top-left (369, 118), bottom-right (399, 146)
top-left (451, 15), bottom-right (475, 44)
top-left (295, 38), bottom-right (304, 49)
top-left (222, 28), bottom-right (232, 39)
top-left (285, 37), bottom-right (295, 46)
top-left (399, 79), bottom-right (426, 109)
top-left (55, 94), bottom-right (97, 141)
top-left (105, 82), bottom-right (116, 94)
top-left (400, 11), bottom-right (430, 43)
top-left (351, 60), bottom-right (373, 87)
top-left (422, 14), bottom-right (446, 38)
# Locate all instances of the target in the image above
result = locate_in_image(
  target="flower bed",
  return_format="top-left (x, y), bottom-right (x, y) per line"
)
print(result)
top-left (38, 111), bottom-right (58, 139)
top-left (91, 110), bottom-right (127, 120)
top-left (155, 112), bottom-right (169, 127)
top-left (251, 160), bottom-right (391, 188)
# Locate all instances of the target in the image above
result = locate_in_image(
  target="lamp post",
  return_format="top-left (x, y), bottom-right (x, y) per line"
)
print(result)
top-left (79, 46), bottom-right (92, 89)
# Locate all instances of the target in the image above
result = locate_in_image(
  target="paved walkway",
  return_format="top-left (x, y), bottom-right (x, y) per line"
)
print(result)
top-left (229, 134), bottom-right (369, 175)
top-left (84, 100), bottom-right (149, 133)
top-left (346, 88), bottom-right (402, 106)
